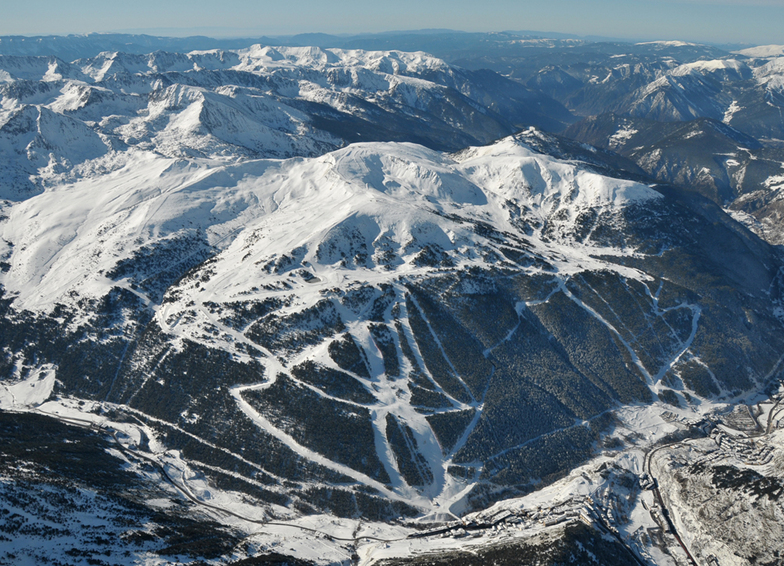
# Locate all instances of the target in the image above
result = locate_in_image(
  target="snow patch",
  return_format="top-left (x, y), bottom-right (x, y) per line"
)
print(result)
top-left (733, 44), bottom-right (784, 59)
top-left (724, 100), bottom-right (742, 124)
top-left (670, 59), bottom-right (749, 79)
top-left (636, 40), bottom-right (697, 47)
top-left (0, 365), bottom-right (57, 408)
top-left (764, 174), bottom-right (784, 190)
top-left (608, 126), bottom-right (638, 149)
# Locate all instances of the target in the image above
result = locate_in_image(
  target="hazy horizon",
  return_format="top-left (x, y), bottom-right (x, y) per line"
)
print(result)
top-left (2, 0), bottom-right (783, 46)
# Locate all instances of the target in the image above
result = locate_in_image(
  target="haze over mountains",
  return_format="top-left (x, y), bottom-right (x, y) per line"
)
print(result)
top-left (2, 30), bottom-right (784, 566)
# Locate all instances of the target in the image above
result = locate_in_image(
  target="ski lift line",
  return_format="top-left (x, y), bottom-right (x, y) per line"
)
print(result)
top-left (393, 295), bottom-right (469, 409)
top-left (119, 404), bottom-right (291, 484)
top-left (444, 363), bottom-right (495, 462)
top-left (558, 277), bottom-right (655, 386)
top-left (104, 335), bottom-right (136, 402)
top-left (484, 406), bottom-right (617, 463)
top-left (230, 384), bottom-right (422, 506)
top-left (406, 293), bottom-right (476, 403)
top-left (101, 225), bottom-right (244, 405)
top-left (135, 224), bottom-right (245, 287)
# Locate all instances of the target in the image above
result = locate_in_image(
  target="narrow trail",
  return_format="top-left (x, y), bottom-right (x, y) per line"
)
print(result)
top-left (27, 408), bottom-right (411, 545)
top-left (229, 385), bottom-right (416, 507)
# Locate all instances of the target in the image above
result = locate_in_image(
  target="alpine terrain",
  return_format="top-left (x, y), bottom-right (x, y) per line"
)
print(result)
top-left (2, 33), bottom-right (784, 566)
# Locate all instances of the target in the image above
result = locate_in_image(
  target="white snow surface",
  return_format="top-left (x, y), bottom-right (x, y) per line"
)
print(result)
top-left (752, 57), bottom-right (784, 92)
top-left (2, 40), bottom-right (784, 566)
top-left (670, 58), bottom-right (750, 80)
top-left (0, 44), bottom-right (517, 200)
top-left (733, 44), bottom-right (784, 59)
top-left (8, 394), bottom-right (716, 566)
top-left (0, 136), bottom-right (660, 313)
top-left (0, 364), bottom-right (56, 408)
top-left (635, 41), bottom-right (698, 48)
top-left (608, 126), bottom-right (638, 149)
top-left (0, 118), bottom-right (776, 564)
top-left (0, 134), bottom-right (666, 517)
top-left (724, 100), bottom-right (742, 124)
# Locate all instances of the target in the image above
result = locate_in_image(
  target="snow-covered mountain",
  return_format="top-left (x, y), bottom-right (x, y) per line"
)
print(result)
top-left (0, 45), bottom-right (573, 200)
top-left (3, 119), bottom-right (783, 522)
top-left (599, 55), bottom-right (784, 143)
top-left (3, 36), bottom-right (784, 566)
top-left (564, 113), bottom-right (784, 244)
top-left (442, 38), bottom-right (784, 150)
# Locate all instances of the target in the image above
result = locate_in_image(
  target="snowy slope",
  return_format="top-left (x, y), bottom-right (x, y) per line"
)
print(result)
top-left (0, 107), bottom-right (782, 566)
top-left (0, 134), bottom-right (658, 319)
top-left (734, 44), bottom-right (784, 59)
top-left (669, 59), bottom-right (752, 82)
top-left (0, 45), bottom-right (573, 201)
top-left (3, 126), bottom-right (783, 522)
top-left (0, 133), bottom-right (658, 512)
top-left (4, 37), bottom-right (784, 566)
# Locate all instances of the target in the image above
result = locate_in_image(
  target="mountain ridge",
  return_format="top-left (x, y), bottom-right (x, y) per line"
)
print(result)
top-left (2, 35), bottom-right (784, 566)
top-left (0, 45), bottom-right (574, 201)
top-left (3, 129), bottom-right (783, 523)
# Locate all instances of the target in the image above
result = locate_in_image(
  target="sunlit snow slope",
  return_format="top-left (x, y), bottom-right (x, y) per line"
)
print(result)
top-left (2, 127), bottom-right (783, 520)
top-left (0, 46), bottom-right (572, 200)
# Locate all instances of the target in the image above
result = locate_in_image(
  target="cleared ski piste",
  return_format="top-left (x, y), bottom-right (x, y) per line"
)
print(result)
top-left (1, 355), bottom-right (758, 566)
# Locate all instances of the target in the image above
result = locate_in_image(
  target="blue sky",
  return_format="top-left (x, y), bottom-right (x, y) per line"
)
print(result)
top-left (3, 0), bottom-right (782, 45)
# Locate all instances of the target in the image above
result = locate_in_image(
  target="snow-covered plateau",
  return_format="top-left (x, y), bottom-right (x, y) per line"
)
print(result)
top-left (1, 41), bottom-right (784, 566)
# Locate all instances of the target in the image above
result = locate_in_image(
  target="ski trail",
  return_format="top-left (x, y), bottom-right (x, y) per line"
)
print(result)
top-left (445, 364), bottom-right (495, 461)
top-left (126, 347), bottom-right (174, 405)
top-left (122, 405), bottom-right (290, 485)
top-left (639, 280), bottom-right (705, 383)
top-left (104, 330), bottom-right (136, 402)
top-left (481, 280), bottom-right (561, 359)
top-left (627, 281), bottom-right (680, 355)
top-left (763, 350), bottom-right (784, 382)
top-left (230, 384), bottom-right (426, 509)
top-left (640, 280), bottom-right (696, 347)
top-left (407, 293), bottom-right (476, 404)
top-left (559, 278), bottom-right (655, 385)
top-left (482, 318), bottom-right (522, 358)
top-left (562, 276), bottom-right (703, 388)
top-left (653, 305), bottom-right (701, 384)
top-left (581, 278), bottom-right (657, 368)
top-left (393, 297), bottom-right (468, 409)
top-left (485, 408), bottom-right (615, 463)
top-left (333, 292), bottom-right (442, 495)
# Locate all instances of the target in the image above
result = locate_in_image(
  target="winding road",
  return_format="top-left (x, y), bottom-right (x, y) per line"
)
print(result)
top-left (643, 392), bottom-right (784, 566)
top-left (28, 408), bottom-right (408, 546)
top-left (644, 440), bottom-right (699, 566)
